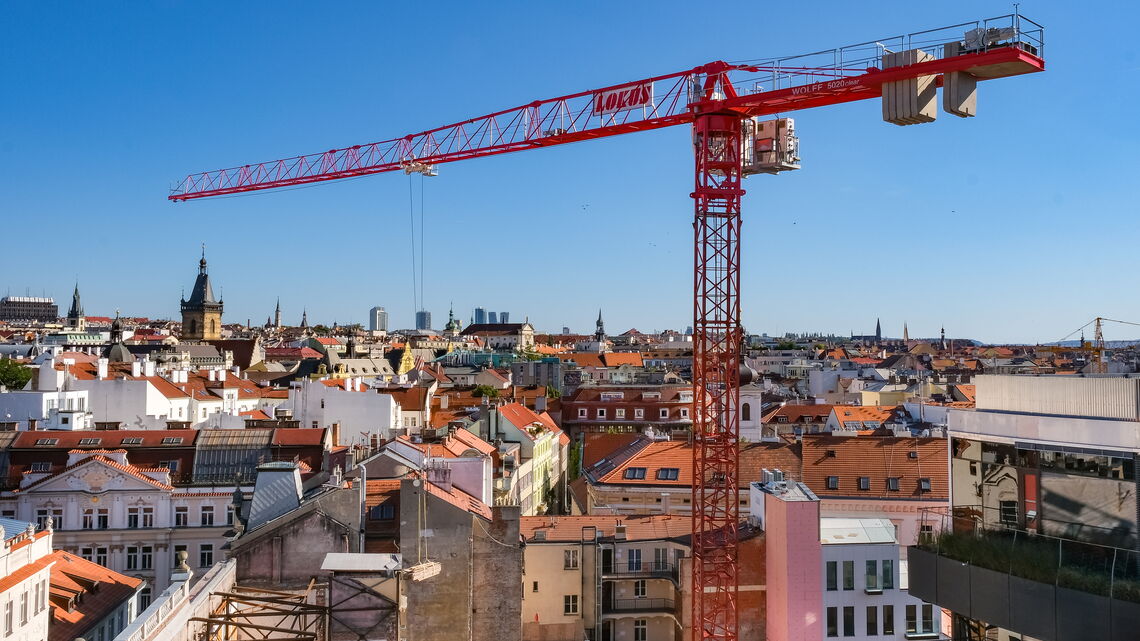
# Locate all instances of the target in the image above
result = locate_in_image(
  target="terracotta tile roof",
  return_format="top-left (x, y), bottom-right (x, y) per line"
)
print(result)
top-left (498, 403), bottom-right (561, 440)
top-left (388, 387), bottom-right (430, 409)
top-left (48, 551), bottom-right (143, 641)
top-left (801, 435), bottom-right (948, 500)
top-left (520, 514), bottom-right (692, 543)
top-left (450, 428), bottom-right (496, 456)
top-left (240, 409), bottom-right (272, 420)
top-left (270, 428), bottom-right (326, 446)
top-left (265, 347), bottom-right (323, 359)
top-left (0, 555), bottom-right (54, 595)
top-left (18, 454), bottom-right (174, 492)
top-left (761, 404), bottom-right (835, 425)
top-left (593, 440), bottom-right (801, 488)
top-left (11, 430), bottom-right (199, 449)
top-left (830, 406), bottom-right (899, 428)
top-left (582, 433), bottom-right (644, 469)
top-left (952, 384), bottom-right (976, 403)
top-left (423, 478), bottom-right (492, 520)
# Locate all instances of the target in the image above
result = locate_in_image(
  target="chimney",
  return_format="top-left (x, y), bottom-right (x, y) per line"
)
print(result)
top-left (208, 369), bottom-right (216, 382)
top-left (615, 522), bottom-right (627, 541)
top-left (218, 369), bottom-right (227, 382)
top-left (131, 360), bottom-right (142, 378)
top-left (535, 395), bottom-right (547, 413)
top-left (28, 418), bottom-right (38, 431)
top-left (96, 358), bottom-right (108, 381)
top-left (144, 360), bottom-right (156, 378)
top-left (440, 395), bottom-right (449, 409)
top-left (232, 365), bottom-right (241, 377)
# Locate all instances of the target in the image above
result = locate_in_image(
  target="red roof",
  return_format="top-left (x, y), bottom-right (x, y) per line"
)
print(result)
top-left (19, 454), bottom-right (174, 492)
top-left (801, 435), bottom-right (948, 500)
top-left (48, 551), bottom-right (143, 641)
top-left (520, 514), bottom-right (691, 542)
top-left (11, 430), bottom-right (199, 449)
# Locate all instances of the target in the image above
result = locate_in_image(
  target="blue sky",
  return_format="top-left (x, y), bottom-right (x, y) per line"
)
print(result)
top-left (2, 1), bottom-right (1137, 344)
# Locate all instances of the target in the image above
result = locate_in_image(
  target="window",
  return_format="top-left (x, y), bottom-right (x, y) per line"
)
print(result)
top-left (120, 437), bottom-right (143, 445)
top-left (616, 409), bottom-right (625, 419)
top-left (883, 605), bottom-right (894, 635)
top-left (921, 604), bottom-right (934, 633)
top-left (887, 477), bottom-right (900, 491)
top-left (999, 500), bottom-right (1018, 524)
top-left (160, 460), bottom-right (179, 473)
top-left (659, 409), bottom-right (668, 419)
top-left (34, 438), bottom-right (58, 446)
top-left (741, 403), bottom-right (751, 421)
top-left (634, 408), bottom-right (644, 419)
top-left (29, 462), bottom-right (50, 473)
top-left (175, 506), bottom-right (188, 527)
top-left (858, 476), bottom-right (870, 491)
top-left (199, 544), bottom-right (214, 568)
top-left (826, 561), bottom-right (837, 591)
top-left (842, 560), bottom-right (854, 590)
top-left (679, 408), bottom-right (689, 419)
top-left (127, 507), bottom-right (143, 529)
top-left (578, 408), bottom-right (588, 418)
top-left (201, 505), bottom-right (215, 526)
top-left (141, 507), bottom-right (154, 528)
top-left (532, 581), bottom-right (539, 592)
top-left (564, 549), bottom-right (579, 570)
top-left (656, 468), bottom-right (679, 481)
top-left (563, 594), bottom-right (578, 615)
top-left (882, 559), bottom-right (894, 590)
top-left (4, 601), bottom-right (10, 635)
top-left (36, 508), bottom-right (62, 530)
top-left (826, 607), bottom-right (838, 637)
top-left (866, 606), bottom-right (878, 636)
top-left (126, 546), bottom-right (153, 570)
top-left (826, 476), bottom-right (839, 490)
top-left (634, 620), bottom-right (647, 641)
top-left (173, 545), bottom-right (188, 568)
top-left (918, 477), bottom-right (931, 493)
top-left (369, 504), bottom-right (395, 520)
top-left (19, 593), bottom-right (26, 625)
top-left (905, 605), bottom-right (917, 634)
top-left (865, 560), bottom-right (879, 591)
top-left (627, 548), bottom-right (642, 571)
top-left (597, 408), bottom-right (607, 419)
top-left (634, 579), bottom-right (646, 597)
top-left (82, 508), bottom-right (109, 530)
top-left (161, 437), bottom-right (183, 445)
top-left (81, 547), bottom-right (108, 566)
top-left (654, 547), bottom-right (668, 570)
top-left (139, 588), bottom-right (152, 610)
top-left (623, 467), bottom-right (647, 480)
top-left (78, 438), bottom-right (101, 446)
top-left (843, 606), bottom-right (854, 637)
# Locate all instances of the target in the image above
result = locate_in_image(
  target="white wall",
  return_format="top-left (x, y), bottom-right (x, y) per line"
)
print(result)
top-left (285, 380), bottom-right (399, 444)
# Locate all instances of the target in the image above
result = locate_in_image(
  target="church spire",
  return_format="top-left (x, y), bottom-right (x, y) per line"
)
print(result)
top-left (300, 309), bottom-right (308, 328)
top-left (875, 318), bottom-right (882, 342)
top-left (274, 297), bottom-right (282, 328)
top-left (66, 282), bottom-right (86, 332)
top-left (903, 322), bottom-right (909, 342)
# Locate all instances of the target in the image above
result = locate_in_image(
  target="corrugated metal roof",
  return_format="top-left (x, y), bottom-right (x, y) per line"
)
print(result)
top-left (0, 517), bottom-right (34, 541)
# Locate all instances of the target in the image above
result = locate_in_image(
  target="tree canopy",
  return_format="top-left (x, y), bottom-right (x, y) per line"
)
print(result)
top-left (0, 359), bottom-right (32, 390)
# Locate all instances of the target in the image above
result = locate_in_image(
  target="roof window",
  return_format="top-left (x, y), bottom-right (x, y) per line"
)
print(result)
top-left (623, 467), bottom-right (647, 480)
top-left (34, 438), bottom-right (59, 446)
top-left (858, 477), bottom-right (870, 491)
top-left (120, 437), bottom-right (143, 445)
top-left (77, 438), bottom-right (101, 446)
top-left (656, 468), bottom-right (680, 481)
top-left (160, 437), bottom-right (183, 445)
top-left (826, 476), bottom-right (839, 490)
top-left (887, 477), bottom-right (900, 491)
top-left (919, 478), bottom-right (932, 492)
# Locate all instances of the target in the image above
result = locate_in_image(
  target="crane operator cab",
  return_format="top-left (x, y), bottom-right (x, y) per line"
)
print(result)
top-left (742, 117), bottom-right (800, 175)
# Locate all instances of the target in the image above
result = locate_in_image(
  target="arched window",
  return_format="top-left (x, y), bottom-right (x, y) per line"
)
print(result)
top-left (741, 402), bottom-right (751, 422)
top-left (187, 319), bottom-right (198, 335)
top-left (209, 320), bottom-right (217, 334)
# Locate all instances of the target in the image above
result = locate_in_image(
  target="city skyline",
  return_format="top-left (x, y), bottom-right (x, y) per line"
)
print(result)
top-left (2, 2), bottom-right (1136, 344)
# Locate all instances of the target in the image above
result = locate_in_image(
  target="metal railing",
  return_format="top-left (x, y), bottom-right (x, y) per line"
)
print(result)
top-left (603, 598), bottom-right (675, 614)
top-left (915, 507), bottom-right (1140, 603)
top-left (601, 561), bottom-right (679, 582)
top-left (729, 12), bottom-right (1044, 98)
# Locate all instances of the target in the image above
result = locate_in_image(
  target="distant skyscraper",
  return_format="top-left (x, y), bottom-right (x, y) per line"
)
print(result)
top-left (369, 306), bottom-right (388, 332)
top-left (415, 310), bottom-right (432, 330)
top-left (474, 307), bottom-right (487, 325)
top-left (500, 312), bottom-right (509, 323)
top-left (488, 311), bottom-right (499, 324)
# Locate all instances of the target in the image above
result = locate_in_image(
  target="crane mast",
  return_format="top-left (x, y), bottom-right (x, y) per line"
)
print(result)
top-left (169, 15), bottom-right (1045, 641)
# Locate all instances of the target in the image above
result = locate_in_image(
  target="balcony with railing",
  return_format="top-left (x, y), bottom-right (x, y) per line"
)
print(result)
top-left (908, 508), bottom-right (1140, 641)
top-left (601, 598), bottom-right (676, 615)
top-left (600, 561), bottom-right (679, 583)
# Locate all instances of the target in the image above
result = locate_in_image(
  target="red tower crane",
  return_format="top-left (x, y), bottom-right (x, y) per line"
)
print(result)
top-left (170, 15), bottom-right (1044, 641)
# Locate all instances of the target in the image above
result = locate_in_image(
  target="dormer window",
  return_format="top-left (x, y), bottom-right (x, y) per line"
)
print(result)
top-left (623, 467), bottom-right (647, 480)
top-left (78, 438), bottom-right (101, 446)
top-left (121, 437), bottom-right (143, 445)
top-left (656, 468), bottom-right (680, 481)
top-left (34, 438), bottom-right (59, 446)
top-left (161, 437), bottom-right (183, 445)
